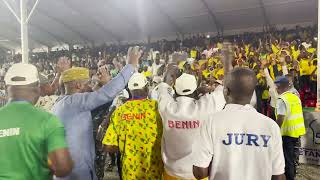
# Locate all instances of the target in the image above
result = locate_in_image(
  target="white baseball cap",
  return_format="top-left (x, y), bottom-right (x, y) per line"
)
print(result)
top-left (4, 63), bottom-right (39, 86)
top-left (128, 73), bottom-right (147, 90)
top-left (175, 73), bottom-right (197, 96)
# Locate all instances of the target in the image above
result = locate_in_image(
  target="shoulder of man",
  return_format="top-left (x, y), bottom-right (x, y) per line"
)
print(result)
top-left (54, 94), bottom-right (81, 107)
top-left (25, 105), bottom-right (63, 128)
top-left (33, 104), bottom-right (60, 119)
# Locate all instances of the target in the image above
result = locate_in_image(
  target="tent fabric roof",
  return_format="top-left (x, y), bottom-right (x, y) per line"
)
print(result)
top-left (0, 0), bottom-right (317, 50)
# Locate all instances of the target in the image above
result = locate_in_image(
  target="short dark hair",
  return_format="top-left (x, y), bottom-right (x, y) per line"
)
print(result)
top-left (225, 67), bottom-right (257, 101)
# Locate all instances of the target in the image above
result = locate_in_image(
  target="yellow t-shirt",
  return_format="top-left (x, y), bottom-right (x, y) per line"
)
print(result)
top-left (249, 51), bottom-right (255, 57)
top-left (307, 48), bottom-right (316, 54)
top-left (299, 59), bottom-right (311, 76)
top-left (245, 45), bottom-right (250, 56)
top-left (251, 62), bottom-right (258, 69)
top-left (287, 63), bottom-right (294, 71)
top-left (272, 44), bottom-right (280, 54)
top-left (291, 49), bottom-right (300, 61)
top-left (202, 69), bottom-right (214, 79)
top-left (256, 72), bottom-right (262, 79)
top-left (190, 50), bottom-right (197, 59)
top-left (178, 61), bottom-right (186, 70)
top-left (262, 90), bottom-right (270, 100)
top-left (198, 60), bottom-right (207, 67)
top-left (207, 58), bottom-right (216, 67)
top-left (102, 99), bottom-right (164, 180)
top-left (142, 71), bottom-right (152, 78)
top-left (214, 68), bottom-right (224, 80)
top-left (268, 64), bottom-right (283, 80)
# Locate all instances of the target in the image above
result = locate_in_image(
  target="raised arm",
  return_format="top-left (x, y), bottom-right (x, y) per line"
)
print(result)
top-left (157, 63), bottom-right (178, 112)
top-left (50, 57), bottom-right (71, 94)
top-left (262, 59), bottom-right (276, 90)
top-left (280, 57), bottom-right (289, 76)
top-left (70, 47), bottom-right (141, 111)
top-left (157, 83), bottom-right (175, 112)
top-left (222, 42), bottom-right (233, 76)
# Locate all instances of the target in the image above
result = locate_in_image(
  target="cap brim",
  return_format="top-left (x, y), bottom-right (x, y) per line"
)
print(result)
top-left (274, 80), bottom-right (289, 84)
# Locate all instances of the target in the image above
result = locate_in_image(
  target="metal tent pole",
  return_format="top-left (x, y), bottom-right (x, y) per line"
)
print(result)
top-left (20, 0), bottom-right (28, 63)
top-left (2, 0), bottom-right (40, 64)
top-left (316, 0), bottom-right (320, 111)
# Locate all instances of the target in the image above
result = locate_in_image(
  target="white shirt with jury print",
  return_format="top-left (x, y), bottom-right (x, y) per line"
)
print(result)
top-left (157, 82), bottom-right (223, 179)
top-left (193, 104), bottom-right (285, 180)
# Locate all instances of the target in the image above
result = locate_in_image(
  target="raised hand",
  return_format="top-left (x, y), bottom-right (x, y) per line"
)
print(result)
top-left (221, 42), bottom-right (233, 75)
top-left (127, 46), bottom-right (142, 66)
top-left (97, 65), bottom-right (111, 86)
top-left (56, 57), bottom-right (71, 74)
top-left (171, 52), bottom-right (181, 64)
top-left (164, 64), bottom-right (179, 86)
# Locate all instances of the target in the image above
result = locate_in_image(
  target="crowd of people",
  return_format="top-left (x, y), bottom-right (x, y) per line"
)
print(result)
top-left (0, 25), bottom-right (314, 180)
top-left (1, 25), bottom-right (318, 110)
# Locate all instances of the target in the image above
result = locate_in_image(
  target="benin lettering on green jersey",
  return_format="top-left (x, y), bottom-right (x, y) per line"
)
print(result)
top-left (0, 101), bottom-right (67, 180)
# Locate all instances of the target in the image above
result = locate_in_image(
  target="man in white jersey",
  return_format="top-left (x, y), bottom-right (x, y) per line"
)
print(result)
top-left (158, 71), bottom-right (219, 180)
top-left (193, 68), bottom-right (285, 180)
top-left (157, 43), bottom-right (235, 180)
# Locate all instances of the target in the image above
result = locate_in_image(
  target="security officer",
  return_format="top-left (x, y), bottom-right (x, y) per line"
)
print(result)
top-left (275, 76), bottom-right (306, 180)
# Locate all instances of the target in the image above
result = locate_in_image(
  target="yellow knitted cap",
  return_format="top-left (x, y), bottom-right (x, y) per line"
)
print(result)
top-left (61, 67), bottom-right (89, 83)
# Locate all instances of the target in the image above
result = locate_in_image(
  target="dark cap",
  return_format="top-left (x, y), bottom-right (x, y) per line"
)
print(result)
top-left (274, 76), bottom-right (289, 84)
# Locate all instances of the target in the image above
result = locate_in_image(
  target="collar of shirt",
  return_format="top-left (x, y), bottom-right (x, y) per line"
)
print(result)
top-left (8, 99), bottom-right (32, 105)
top-left (128, 96), bottom-right (146, 101)
top-left (176, 96), bottom-right (195, 102)
top-left (280, 91), bottom-right (292, 96)
top-left (224, 104), bottom-right (255, 111)
top-left (215, 85), bottom-right (224, 91)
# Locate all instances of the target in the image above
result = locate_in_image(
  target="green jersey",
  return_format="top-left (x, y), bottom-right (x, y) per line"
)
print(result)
top-left (0, 101), bottom-right (67, 180)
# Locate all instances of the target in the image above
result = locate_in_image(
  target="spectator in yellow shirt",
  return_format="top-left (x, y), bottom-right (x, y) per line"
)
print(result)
top-left (141, 66), bottom-right (152, 78)
top-left (214, 63), bottom-right (224, 80)
top-left (190, 48), bottom-right (198, 59)
top-left (290, 41), bottom-right (301, 61)
top-left (103, 73), bottom-right (163, 180)
top-left (198, 54), bottom-right (208, 68)
top-left (298, 50), bottom-right (311, 88)
top-left (202, 65), bottom-right (215, 79)
top-left (271, 39), bottom-right (280, 54)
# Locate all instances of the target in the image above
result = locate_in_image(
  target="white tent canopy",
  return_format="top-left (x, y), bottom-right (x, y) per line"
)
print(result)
top-left (0, 0), bottom-right (317, 50)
